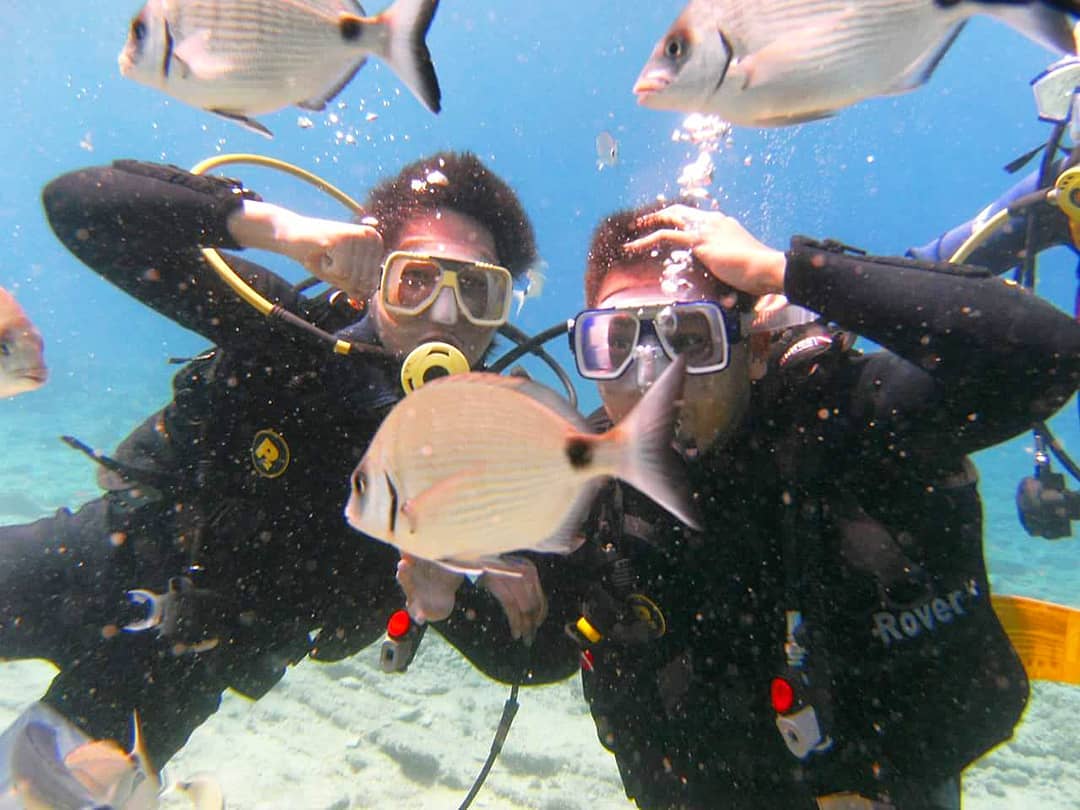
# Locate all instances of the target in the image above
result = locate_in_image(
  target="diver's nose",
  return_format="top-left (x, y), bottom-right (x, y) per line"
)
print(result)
top-left (429, 286), bottom-right (458, 325)
top-left (634, 340), bottom-right (669, 393)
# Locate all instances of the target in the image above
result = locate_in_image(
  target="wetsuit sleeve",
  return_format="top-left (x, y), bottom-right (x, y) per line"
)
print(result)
top-left (783, 239), bottom-right (1080, 453)
top-left (905, 162), bottom-right (1076, 273)
top-left (41, 161), bottom-right (315, 347)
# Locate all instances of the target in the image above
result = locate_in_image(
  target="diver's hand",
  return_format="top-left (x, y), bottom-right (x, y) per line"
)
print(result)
top-left (624, 205), bottom-right (786, 296)
top-left (479, 558), bottom-right (549, 643)
top-left (227, 200), bottom-right (384, 302)
top-left (396, 553), bottom-right (464, 624)
top-left (304, 226), bottom-right (384, 304)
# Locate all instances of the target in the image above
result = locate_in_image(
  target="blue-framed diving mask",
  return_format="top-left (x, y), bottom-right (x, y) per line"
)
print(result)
top-left (568, 301), bottom-right (743, 381)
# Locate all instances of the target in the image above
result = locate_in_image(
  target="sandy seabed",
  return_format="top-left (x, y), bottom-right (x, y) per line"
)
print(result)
top-left (2, 635), bottom-right (1078, 810)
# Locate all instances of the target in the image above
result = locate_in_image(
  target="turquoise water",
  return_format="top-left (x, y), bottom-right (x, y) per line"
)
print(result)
top-left (0, 2), bottom-right (1078, 808)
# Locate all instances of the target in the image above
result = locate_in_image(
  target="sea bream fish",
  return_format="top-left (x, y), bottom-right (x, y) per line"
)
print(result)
top-left (633, 0), bottom-right (1076, 127)
top-left (0, 706), bottom-right (223, 810)
top-left (0, 287), bottom-right (46, 398)
top-left (345, 357), bottom-right (700, 579)
top-left (118, 0), bottom-right (441, 137)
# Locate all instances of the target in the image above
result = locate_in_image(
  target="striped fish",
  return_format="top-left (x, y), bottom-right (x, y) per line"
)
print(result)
top-left (345, 357), bottom-right (700, 579)
top-left (634, 0), bottom-right (1075, 126)
top-left (118, 0), bottom-right (440, 137)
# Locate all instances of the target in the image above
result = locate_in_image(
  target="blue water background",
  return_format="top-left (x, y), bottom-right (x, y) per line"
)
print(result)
top-left (0, 7), bottom-right (1076, 803)
top-left (4, 2), bottom-right (1072, 600)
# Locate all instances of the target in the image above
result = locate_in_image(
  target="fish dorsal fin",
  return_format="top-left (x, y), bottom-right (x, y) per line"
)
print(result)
top-left (400, 466), bottom-right (483, 534)
top-left (173, 29), bottom-right (235, 81)
top-left (426, 372), bottom-right (589, 430)
top-left (885, 21), bottom-right (967, 96)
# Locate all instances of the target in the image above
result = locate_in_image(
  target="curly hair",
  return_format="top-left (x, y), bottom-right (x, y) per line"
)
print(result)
top-left (584, 199), bottom-right (746, 309)
top-left (363, 152), bottom-right (538, 278)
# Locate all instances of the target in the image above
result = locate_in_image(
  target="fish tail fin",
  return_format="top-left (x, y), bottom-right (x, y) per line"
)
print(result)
top-left (606, 356), bottom-right (701, 531)
top-left (376, 0), bottom-right (442, 113)
top-left (979, 4), bottom-right (1077, 55)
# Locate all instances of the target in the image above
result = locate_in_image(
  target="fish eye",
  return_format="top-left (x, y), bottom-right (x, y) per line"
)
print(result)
top-left (0, 341), bottom-right (9, 357)
top-left (665, 33), bottom-right (687, 60)
top-left (130, 16), bottom-right (147, 42)
top-left (352, 469), bottom-right (367, 496)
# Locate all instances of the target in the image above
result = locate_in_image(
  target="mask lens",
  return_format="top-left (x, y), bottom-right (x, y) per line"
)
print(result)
top-left (457, 266), bottom-right (510, 323)
top-left (385, 256), bottom-right (442, 312)
top-left (658, 305), bottom-right (726, 370)
top-left (576, 311), bottom-right (639, 378)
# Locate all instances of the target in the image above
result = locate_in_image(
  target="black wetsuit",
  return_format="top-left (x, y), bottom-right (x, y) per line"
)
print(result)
top-left (0, 161), bottom-right (416, 764)
top-left (454, 241), bottom-right (1080, 810)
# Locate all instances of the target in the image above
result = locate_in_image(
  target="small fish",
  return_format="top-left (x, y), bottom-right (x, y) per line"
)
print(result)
top-left (0, 287), bottom-right (46, 398)
top-left (118, 0), bottom-right (441, 138)
top-left (511, 261), bottom-right (547, 315)
top-left (345, 357), bottom-right (700, 578)
top-left (595, 130), bottom-right (619, 170)
top-left (634, 0), bottom-right (1075, 127)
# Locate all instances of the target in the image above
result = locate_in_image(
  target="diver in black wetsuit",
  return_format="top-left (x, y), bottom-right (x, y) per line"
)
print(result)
top-left (433, 200), bottom-right (1080, 810)
top-left (0, 152), bottom-right (547, 766)
top-left (570, 202), bottom-right (1080, 809)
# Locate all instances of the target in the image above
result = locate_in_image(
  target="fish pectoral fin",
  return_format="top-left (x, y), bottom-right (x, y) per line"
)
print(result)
top-left (885, 21), bottom-right (967, 96)
top-left (400, 466), bottom-right (483, 534)
top-left (208, 109), bottom-right (274, 139)
top-left (172, 29), bottom-right (235, 80)
top-left (737, 16), bottom-right (853, 91)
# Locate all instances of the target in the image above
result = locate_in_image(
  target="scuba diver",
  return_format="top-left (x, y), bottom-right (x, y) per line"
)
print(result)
top-left (544, 201), bottom-right (1080, 809)
top-left (0, 151), bottom-right (566, 768)
top-left (427, 197), bottom-right (1080, 810)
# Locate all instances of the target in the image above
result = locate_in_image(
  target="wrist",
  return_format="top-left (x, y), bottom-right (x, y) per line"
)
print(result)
top-left (760, 249), bottom-right (787, 295)
top-left (227, 200), bottom-right (308, 262)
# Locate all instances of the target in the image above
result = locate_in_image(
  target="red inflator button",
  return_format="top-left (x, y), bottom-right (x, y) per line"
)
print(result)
top-left (771, 677), bottom-right (795, 713)
top-left (387, 609), bottom-right (412, 640)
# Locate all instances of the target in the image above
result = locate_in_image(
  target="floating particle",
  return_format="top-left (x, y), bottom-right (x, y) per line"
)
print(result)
top-left (297, 116), bottom-right (314, 129)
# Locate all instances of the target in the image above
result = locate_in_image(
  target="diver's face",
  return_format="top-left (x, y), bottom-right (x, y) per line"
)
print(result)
top-left (373, 209), bottom-right (501, 367)
top-left (594, 263), bottom-right (751, 452)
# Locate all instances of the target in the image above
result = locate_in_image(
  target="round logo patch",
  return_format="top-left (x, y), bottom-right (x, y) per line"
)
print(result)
top-left (251, 429), bottom-right (290, 478)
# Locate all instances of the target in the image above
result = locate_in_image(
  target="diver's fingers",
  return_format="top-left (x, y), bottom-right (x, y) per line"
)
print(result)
top-left (635, 204), bottom-right (706, 231)
top-left (623, 228), bottom-right (698, 254)
top-left (486, 559), bottom-right (547, 641)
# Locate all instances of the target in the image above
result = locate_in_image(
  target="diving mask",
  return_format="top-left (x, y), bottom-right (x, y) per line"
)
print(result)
top-left (569, 301), bottom-right (742, 381)
top-left (380, 251), bottom-right (513, 327)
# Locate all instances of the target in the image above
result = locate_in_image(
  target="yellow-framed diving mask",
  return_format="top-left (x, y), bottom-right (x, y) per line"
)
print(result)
top-left (379, 251), bottom-right (514, 327)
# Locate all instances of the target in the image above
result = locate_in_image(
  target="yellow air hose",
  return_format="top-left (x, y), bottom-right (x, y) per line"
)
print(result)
top-left (949, 166), bottom-right (1080, 264)
top-left (189, 153), bottom-right (365, 355)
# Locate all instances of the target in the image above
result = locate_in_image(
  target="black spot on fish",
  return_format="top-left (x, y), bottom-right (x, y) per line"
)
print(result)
top-left (340, 17), bottom-right (363, 41)
top-left (565, 437), bottom-right (593, 469)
